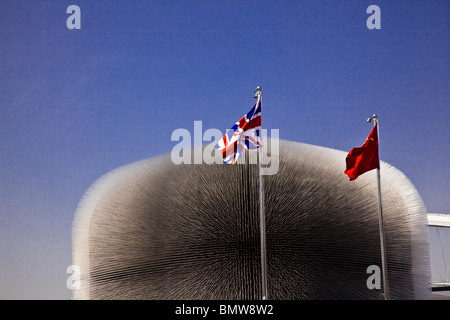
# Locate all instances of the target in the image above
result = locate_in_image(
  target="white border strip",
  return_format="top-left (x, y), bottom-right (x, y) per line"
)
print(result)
top-left (428, 214), bottom-right (450, 228)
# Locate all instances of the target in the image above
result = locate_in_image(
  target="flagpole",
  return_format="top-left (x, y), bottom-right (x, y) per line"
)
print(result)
top-left (368, 114), bottom-right (390, 300)
top-left (255, 86), bottom-right (268, 300)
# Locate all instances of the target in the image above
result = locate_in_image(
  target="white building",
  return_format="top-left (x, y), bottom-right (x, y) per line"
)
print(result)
top-left (428, 213), bottom-right (450, 299)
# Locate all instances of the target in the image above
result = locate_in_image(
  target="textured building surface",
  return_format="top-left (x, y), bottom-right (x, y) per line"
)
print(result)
top-left (72, 139), bottom-right (431, 299)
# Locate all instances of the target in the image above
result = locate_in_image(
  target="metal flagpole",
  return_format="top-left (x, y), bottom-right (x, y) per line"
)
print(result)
top-left (367, 114), bottom-right (390, 300)
top-left (254, 86), bottom-right (268, 300)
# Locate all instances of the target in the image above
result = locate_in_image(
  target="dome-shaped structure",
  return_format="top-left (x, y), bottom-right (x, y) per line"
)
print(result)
top-left (72, 139), bottom-right (430, 299)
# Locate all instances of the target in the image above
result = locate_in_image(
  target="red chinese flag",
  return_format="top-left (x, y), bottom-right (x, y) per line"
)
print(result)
top-left (344, 123), bottom-right (379, 181)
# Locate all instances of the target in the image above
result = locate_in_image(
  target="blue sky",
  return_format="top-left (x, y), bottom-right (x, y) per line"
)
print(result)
top-left (0, 0), bottom-right (448, 299)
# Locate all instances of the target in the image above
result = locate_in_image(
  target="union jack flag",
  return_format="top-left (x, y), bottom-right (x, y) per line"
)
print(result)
top-left (215, 96), bottom-right (262, 164)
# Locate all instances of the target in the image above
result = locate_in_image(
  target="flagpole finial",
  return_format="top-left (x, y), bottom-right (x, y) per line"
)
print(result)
top-left (367, 114), bottom-right (378, 123)
top-left (254, 86), bottom-right (262, 98)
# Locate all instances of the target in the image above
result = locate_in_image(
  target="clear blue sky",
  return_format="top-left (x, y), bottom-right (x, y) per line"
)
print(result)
top-left (0, 0), bottom-right (448, 299)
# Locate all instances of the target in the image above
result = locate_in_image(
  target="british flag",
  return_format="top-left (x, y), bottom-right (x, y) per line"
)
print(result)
top-left (215, 96), bottom-right (262, 164)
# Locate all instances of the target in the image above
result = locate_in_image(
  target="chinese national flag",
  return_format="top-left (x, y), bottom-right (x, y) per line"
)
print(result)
top-left (344, 123), bottom-right (379, 181)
